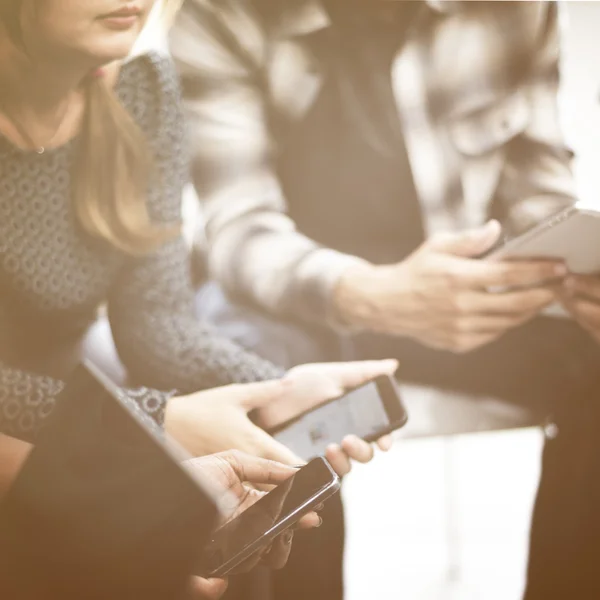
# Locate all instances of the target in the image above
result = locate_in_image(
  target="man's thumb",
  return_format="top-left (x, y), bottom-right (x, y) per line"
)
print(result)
top-left (426, 220), bottom-right (502, 258)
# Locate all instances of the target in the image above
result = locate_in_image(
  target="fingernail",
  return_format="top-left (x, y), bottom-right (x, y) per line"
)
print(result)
top-left (292, 464), bottom-right (306, 469)
top-left (316, 517), bottom-right (323, 528)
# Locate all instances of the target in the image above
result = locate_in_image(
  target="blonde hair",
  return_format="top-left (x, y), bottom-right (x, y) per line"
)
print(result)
top-left (1, 0), bottom-right (183, 255)
top-left (76, 0), bottom-right (184, 255)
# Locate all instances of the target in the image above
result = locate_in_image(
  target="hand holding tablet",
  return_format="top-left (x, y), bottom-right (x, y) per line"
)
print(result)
top-left (484, 206), bottom-right (600, 274)
top-left (484, 206), bottom-right (600, 319)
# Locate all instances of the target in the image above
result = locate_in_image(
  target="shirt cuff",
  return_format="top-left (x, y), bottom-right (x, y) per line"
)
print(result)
top-left (120, 387), bottom-right (177, 429)
top-left (286, 249), bottom-right (370, 332)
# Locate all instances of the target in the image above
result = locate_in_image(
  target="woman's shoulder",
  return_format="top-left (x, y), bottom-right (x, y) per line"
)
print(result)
top-left (117, 52), bottom-right (187, 225)
top-left (116, 51), bottom-right (182, 139)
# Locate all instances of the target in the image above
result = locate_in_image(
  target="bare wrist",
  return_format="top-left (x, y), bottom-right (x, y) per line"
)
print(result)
top-left (333, 261), bottom-right (418, 336)
top-left (332, 262), bottom-right (383, 329)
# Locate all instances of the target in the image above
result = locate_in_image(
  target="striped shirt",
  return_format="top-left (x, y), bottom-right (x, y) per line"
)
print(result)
top-left (171, 0), bottom-right (576, 329)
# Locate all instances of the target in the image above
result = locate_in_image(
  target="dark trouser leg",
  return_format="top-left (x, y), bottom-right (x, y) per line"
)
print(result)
top-left (524, 378), bottom-right (600, 600)
top-left (197, 284), bottom-right (346, 600)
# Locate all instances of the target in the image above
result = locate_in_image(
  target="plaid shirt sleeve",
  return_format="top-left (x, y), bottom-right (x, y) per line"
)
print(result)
top-left (495, 1), bottom-right (576, 236)
top-left (170, 0), bottom-right (367, 329)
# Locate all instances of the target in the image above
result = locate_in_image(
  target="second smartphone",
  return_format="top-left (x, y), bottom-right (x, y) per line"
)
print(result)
top-left (196, 457), bottom-right (340, 578)
top-left (271, 374), bottom-right (408, 460)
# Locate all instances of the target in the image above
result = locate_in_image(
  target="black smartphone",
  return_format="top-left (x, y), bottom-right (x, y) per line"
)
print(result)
top-left (271, 374), bottom-right (408, 460)
top-left (197, 457), bottom-right (340, 578)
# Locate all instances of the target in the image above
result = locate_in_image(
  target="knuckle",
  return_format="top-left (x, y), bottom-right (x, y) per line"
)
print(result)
top-left (451, 293), bottom-right (470, 314)
top-left (496, 267), bottom-right (517, 288)
top-left (228, 448), bottom-right (244, 462)
top-left (456, 316), bottom-right (474, 334)
top-left (522, 290), bottom-right (551, 310)
top-left (443, 265), bottom-right (463, 288)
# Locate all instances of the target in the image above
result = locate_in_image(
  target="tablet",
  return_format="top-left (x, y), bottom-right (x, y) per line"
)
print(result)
top-left (0, 362), bottom-right (219, 600)
top-left (486, 205), bottom-right (600, 273)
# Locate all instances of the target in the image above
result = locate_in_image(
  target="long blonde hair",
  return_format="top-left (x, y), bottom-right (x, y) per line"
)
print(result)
top-left (1, 0), bottom-right (183, 255)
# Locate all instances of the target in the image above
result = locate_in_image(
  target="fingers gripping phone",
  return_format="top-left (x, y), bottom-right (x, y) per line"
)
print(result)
top-left (271, 374), bottom-right (408, 461)
top-left (196, 457), bottom-right (340, 578)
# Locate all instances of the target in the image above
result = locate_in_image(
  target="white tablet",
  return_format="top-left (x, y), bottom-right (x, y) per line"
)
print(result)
top-left (487, 205), bottom-right (600, 273)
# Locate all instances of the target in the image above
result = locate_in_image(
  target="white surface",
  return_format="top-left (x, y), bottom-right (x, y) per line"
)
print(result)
top-left (343, 430), bottom-right (544, 600)
top-left (562, 1), bottom-right (600, 210)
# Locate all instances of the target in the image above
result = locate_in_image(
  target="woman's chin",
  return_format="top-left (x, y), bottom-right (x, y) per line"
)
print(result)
top-left (83, 29), bottom-right (144, 64)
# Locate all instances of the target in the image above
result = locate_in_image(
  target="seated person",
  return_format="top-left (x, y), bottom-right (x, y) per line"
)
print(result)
top-left (171, 1), bottom-right (600, 598)
top-left (0, 0), bottom-right (394, 457)
top-left (0, 2), bottom-right (395, 598)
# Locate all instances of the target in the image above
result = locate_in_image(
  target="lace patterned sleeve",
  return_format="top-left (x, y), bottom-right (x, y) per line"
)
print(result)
top-left (107, 54), bottom-right (283, 393)
top-left (0, 360), bottom-right (171, 443)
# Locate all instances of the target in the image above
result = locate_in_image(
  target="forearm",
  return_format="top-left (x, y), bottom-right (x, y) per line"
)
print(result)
top-left (0, 435), bottom-right (32, 499)
top-left (331, 260), bottom-right (416, 335)
top-left (113, 312), bottom-right (284, 393)
top-left (0, 359), bottom-right (170, 441)
top-left (208, 215), bottom-right (367, 329)
top-left (0, 363), bottom-right (64, 442)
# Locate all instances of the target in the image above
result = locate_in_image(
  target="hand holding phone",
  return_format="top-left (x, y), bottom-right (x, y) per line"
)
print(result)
top-left (196, 457), bottom-right (340, 579)
top-left (270, 374), bottom-right (408, 462)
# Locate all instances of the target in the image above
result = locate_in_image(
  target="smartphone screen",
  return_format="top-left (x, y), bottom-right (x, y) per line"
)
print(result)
top-left (199, 458), bottom-right (338, 577)
top-left (273, 375), bottom-right (407, 460)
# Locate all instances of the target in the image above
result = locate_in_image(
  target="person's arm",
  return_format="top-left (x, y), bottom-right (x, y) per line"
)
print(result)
top-left (108, 230), bottom-right (284, 392)
top-left (0, 361), bottom-right (64, 443)
top-left (170, 0), bottom-right (366, 329)
top-left (107, 54), bottom-right (282, 393)
top-left (496, 1), bottom-right (576, 235)
top-left (0, 356), bottom-right (172, 443)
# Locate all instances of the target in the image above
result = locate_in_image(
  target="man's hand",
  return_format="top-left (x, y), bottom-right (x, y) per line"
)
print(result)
top-left (255, 359), bottom-right (399, 476)
top-left (184, 451), bottom-right (322, 599)
top-left (560, 274), bottom-right (600, 343)
top-left (334, 221), bottom-right (565, 353)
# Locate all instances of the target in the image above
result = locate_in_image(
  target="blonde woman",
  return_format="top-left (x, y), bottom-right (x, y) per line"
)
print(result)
top-left (0, 0), bottom-right (395, 458)
top-left (0, 1), bottom-right (397, 596)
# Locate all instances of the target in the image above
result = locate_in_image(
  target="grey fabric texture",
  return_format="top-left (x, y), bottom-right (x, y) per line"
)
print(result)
top-left (0, 53), bottom-right (282, 442)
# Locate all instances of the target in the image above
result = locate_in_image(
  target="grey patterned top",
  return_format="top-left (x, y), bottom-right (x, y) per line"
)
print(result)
top-left (0, 52), bottom-right (282, 442)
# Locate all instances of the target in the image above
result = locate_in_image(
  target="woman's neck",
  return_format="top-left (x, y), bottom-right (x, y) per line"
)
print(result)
top-left (0, 41), bottom-right (87, 118)
top-left (0, 38), bottom-right (95, 150)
